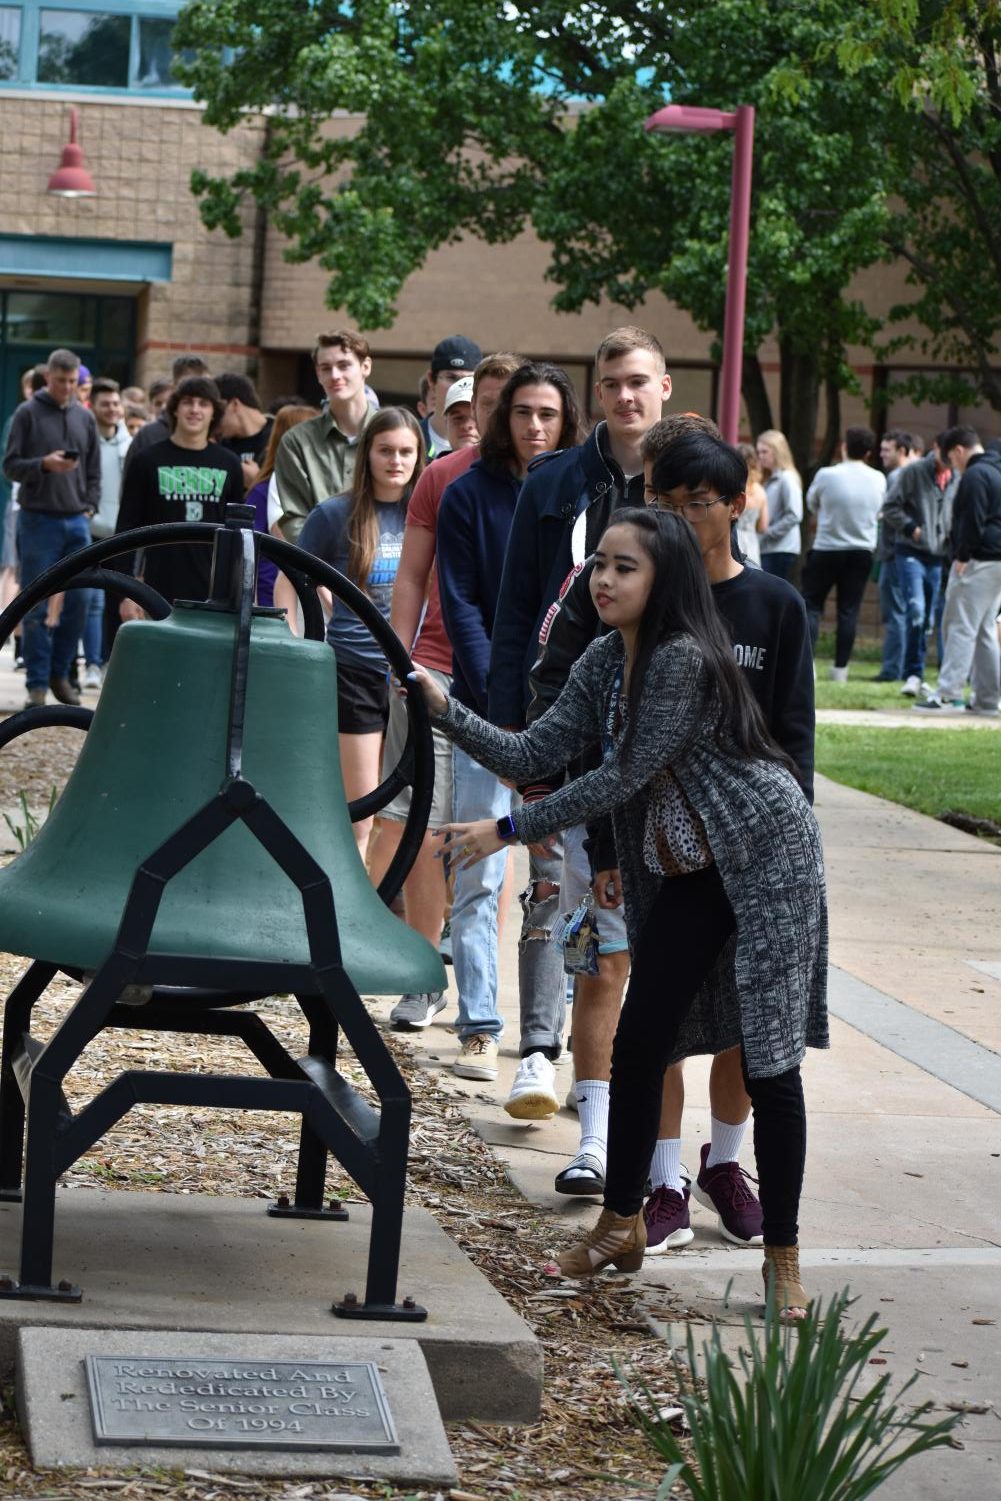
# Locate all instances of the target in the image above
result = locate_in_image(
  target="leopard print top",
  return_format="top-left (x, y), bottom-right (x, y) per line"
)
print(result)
top-left (642, 766), bottom-right (714, 878)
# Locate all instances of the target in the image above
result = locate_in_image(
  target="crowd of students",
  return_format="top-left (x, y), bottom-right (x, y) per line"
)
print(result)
top-left (3, 324), bottom-right (999, 1315)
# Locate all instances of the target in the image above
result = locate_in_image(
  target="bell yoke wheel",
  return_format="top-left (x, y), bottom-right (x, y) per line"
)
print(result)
top-left (0, 520), bottom-right (435, 906)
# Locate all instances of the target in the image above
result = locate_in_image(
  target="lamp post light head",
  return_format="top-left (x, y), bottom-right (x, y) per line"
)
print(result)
top-left (645, 103), bottom-right (739, 135)
top-left (47, 108), bottom-right (97, 197)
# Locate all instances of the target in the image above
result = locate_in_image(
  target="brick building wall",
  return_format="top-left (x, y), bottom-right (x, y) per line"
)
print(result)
top-left (0, 95), bottom-right (264, 386)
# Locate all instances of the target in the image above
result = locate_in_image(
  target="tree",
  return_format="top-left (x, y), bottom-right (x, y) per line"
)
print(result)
top-left (839, 1), bottom-right (1001, 413)
top-left (175, 1), bottom-right (905, 469)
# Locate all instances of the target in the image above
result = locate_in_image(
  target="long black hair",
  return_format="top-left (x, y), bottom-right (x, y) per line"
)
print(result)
top-left (609, 507), bottom-right (795, 775)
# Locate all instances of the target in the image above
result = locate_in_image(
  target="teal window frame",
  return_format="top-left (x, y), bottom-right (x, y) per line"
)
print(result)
top-left (1, 0), bottom-right (193, 97)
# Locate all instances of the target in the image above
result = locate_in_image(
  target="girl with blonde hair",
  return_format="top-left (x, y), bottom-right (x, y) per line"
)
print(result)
top-left (756, 429), bottom-right (803, 580)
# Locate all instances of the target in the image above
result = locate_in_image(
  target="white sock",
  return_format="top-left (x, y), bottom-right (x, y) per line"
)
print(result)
top-left (706, 1115), bottom-right (747, 1169)
top-left (650, 1138), bottom-right (684, 1193)
top-left (564, 1079), bottom-right (609, 1175)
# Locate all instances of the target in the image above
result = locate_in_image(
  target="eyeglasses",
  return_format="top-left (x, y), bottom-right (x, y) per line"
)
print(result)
top-left (645, 491), bottom-right (732, 521)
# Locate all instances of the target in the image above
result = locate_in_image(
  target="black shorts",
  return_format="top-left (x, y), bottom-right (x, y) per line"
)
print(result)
top-left (336, 660), bottom-right (390, 734)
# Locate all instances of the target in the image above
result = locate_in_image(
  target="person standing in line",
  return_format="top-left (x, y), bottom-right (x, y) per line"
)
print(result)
top-left (0, 366), bottom-right (48, 669)
top-left (800, 426), bottom-right (886, 681)
top-left (114, 376), bottom-right (244, 613)
top-left (914, 427), bottom-right (1001, 716)
top-left (435, 363), bottom-right (585, 1081)
top-left (735, 441), bottom-right (768, 565)
top-left (872, 429), bottom-right (916, 682)
top-left (215, 373), bottom-right (274, 493)
top-left (86, 377), bottom-right (132, 685)
top-left (2, 348), bottom-right (99, 708)
top-left (881, 436), bottom-right (958, 696)
top-left (274, 331), bottom-right (375, 542)
top-left (279, 408), bottom-right (425, 858)
top-left (124, 356), bottom-right (211, 473)
top-left (418, 336), bottom-right (483, 460)
top-left (367, 354), bottom-right (523, 1027)
top-left (532, 431), bottom-right (814, 1258)
top-left (246, 404), bottom-right (319, 608)
top-left (756, 429), bottom-right (803, 580)
top-left (411, 506), bottom-right (828, 1318)
top-left (487, 326), bottom-right (667, 1121)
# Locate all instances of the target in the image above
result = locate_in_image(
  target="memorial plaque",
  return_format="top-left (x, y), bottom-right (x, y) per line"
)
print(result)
top-left (85, 1355), bottom-right (399, 1453)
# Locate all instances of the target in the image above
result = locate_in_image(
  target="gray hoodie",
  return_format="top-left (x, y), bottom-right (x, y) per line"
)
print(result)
top-left (2, 390), bottom-right (100, 515)
top-left (881, 453), bottom-right (957, 562)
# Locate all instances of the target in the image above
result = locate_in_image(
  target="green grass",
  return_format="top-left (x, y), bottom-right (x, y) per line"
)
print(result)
top-left (813, 651), bottom-right (939, 712)
top-left (816, 725), bottom-right (1001, 826)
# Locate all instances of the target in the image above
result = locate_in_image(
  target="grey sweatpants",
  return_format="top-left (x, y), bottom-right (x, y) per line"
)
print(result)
top-left (937, 559), bottom-right (1001, 710)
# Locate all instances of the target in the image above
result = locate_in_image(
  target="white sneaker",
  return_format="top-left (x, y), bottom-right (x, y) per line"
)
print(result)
top-left (83, 664), bottom-right (102, 690)
top-left (452, 1033), bottom-right (499, 1081)
top-left (504, 1051), bottom-right (559, 1120)
top-left (828, 665), bottom-right (848, 683)
top-left (901, 675), bottom-right (922, 696)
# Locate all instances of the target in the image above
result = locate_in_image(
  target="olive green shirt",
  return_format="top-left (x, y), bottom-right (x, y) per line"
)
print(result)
top-left (274, 406), bottom-right (374, 542)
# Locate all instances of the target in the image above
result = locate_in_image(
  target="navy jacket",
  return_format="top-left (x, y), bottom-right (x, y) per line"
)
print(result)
top-left (488, 423), bottom-right (636, 726)
top-left (436, 459), bottom-right (520, 713)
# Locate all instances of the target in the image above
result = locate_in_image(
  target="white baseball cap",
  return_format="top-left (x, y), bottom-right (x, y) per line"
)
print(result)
top-left (443, 376), bottom-right (475, 413)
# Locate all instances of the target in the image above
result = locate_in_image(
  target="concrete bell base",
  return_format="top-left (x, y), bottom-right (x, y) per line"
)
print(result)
top-left (0, 1190), bottom-right (541, 1425)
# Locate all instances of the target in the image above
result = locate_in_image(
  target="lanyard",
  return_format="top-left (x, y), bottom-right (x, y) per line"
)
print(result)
top-left (601, 662), bottom-right (624, 760)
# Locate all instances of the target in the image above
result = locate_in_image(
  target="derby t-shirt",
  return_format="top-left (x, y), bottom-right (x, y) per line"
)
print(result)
top-left (115, 438), bottom-right (245, 604)
top-left (298, 492), bottom-right (407, 671)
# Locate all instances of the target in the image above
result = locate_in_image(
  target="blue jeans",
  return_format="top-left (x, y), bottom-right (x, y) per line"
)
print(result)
top-left (450, 747), bottom-right (512, 1042)
top-left (82, 587), bottom-right (105, 666)
top-left (878, 556), bottom-right (906, 679)
top-left (17, 510), bottom-right (91, 691)
top-left (896, 549), bottom-right (943, 682)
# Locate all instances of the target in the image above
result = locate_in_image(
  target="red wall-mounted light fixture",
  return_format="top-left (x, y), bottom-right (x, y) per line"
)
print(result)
top-left (47, 107), bottom-right (97, 197)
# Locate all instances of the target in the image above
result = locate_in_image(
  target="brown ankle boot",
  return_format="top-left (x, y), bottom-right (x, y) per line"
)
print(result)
top-left (556, 1207), bottom-right (646, 1278)
top-left (762, 1244), bottom-right (809, 1322)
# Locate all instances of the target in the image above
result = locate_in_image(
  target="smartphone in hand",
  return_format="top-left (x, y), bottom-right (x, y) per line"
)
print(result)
top-left (61, 448), bottom-right (80, 460)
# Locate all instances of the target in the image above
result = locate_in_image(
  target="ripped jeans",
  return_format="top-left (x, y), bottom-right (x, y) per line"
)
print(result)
top-left (518, 839), bottom-right (568, 1057)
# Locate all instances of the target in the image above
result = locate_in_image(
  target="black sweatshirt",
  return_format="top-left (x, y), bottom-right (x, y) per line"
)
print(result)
top-left (114, 437), bottom-right (244, 604)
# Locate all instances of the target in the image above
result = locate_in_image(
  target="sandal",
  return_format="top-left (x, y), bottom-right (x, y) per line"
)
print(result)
top-left (555, 1151), bottom-right (605, 1197)
top-left (762, 1244), bottom-right (809, 1323)
top-left (550, 1207), bottom-right (646, 1277)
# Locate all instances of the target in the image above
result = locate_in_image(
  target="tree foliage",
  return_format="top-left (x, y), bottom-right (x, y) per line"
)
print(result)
top-left (174, 0), bottom-right (1001, 463)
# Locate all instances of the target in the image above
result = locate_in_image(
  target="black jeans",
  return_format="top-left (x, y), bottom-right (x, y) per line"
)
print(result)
top-left (801, 547), bottom-right (874, 667)
top-left (604, 864), bottom-right (807, 1246)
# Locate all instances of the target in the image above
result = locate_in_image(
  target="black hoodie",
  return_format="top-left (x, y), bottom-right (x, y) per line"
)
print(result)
top-left (951, 449), bottom-right (1001, 562)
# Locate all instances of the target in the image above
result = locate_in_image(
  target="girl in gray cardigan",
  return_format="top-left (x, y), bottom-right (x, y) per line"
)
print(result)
top-left (409, 506), bottom-right (828, 1319)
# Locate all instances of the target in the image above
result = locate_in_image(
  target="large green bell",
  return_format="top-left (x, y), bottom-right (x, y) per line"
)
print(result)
top-left (0, 605), bottom-right (444, 997)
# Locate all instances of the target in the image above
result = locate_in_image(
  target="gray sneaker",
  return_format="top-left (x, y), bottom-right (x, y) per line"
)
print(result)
top-left (389, 990), bottom-right (447, 1030)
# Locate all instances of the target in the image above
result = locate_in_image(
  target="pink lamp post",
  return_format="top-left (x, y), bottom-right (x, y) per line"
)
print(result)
top-left (644, 103), bottom-right (755, 444)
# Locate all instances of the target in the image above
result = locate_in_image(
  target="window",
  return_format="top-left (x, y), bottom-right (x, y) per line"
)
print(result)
top-left (38, 9), bottom-right (130, 87)
top-left (1, 2), bottom-right (191, 95)
top-left (0, 7), bottom-right (20, 80)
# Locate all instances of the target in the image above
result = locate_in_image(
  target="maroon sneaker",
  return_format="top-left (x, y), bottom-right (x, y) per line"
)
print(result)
top-left (642, 1182), bottom-right (694, 1255)
top-left (692, 1142), bottom-right (763, 1245)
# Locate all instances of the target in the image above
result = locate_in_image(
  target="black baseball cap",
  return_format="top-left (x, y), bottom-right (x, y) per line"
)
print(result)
top-left (430, 334), bottom-right (482, 375)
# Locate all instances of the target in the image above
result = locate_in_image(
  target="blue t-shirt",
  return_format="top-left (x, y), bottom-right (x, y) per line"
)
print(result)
top-left (298, 492), bottom-right (407, 670)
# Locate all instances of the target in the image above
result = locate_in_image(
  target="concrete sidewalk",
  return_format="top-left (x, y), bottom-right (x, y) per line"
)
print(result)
top-left (377, 775), bottom-right (1001, 1499)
